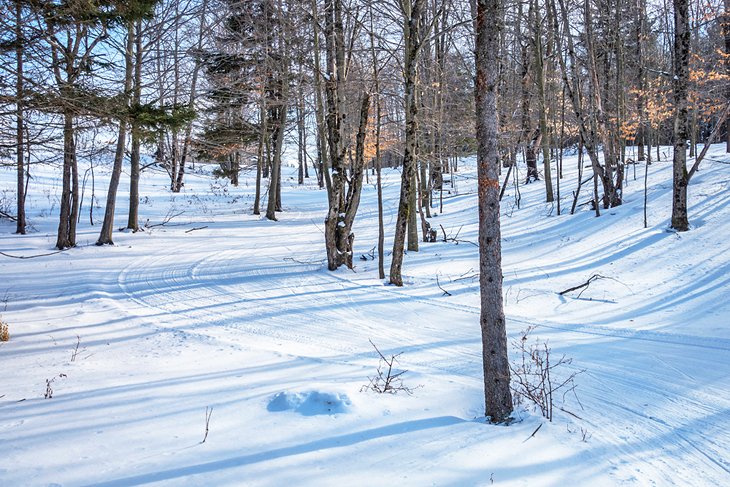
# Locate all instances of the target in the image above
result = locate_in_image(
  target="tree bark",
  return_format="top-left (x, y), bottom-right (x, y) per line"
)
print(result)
top-left (475, 0), bottom-right (513, 423)
top-left (390, 0), bottom-right (424, 286)
top-left (254, 100), bottom-right (266, 215)
top-left (671, 0), bottom-right (690, 231)
top-left (98, 22), bottom-right (134, 245)
top-left (533, 0), bottom-right (554, 202)
top-left (127, 21), bottom-right (143, 232)
top-left (323, 0), bottom-right (348, 268)
top-left (56, 110), bottom-right (78, 249)
top-left (369, 22), bottom-right (386, 279)
top-left (724, 0), bottom-right (730, 152)
top-left (15, 0), bottom-right (26, 235)
top-left (266, 103), bottom-right (286, 220)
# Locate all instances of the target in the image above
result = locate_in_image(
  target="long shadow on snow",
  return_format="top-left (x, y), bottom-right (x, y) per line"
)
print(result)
top-left (84, 416), bottom-right (467, 487)
top-left (0, 358), bottom-right (308, 424)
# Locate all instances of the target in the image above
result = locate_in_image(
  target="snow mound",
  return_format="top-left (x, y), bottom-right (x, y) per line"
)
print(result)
top-left (267, 391), bottom-right (352, 416)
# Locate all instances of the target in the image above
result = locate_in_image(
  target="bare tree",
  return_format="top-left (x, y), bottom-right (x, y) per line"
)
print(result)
top-left (475, 0), bottom-right (513, 423)
top-left (97, 22), bottom-right (135, 245)
top-left (670, 0), bottom-right (690, 231)
top-left (13, 0), bottom-right (27, 235)
top-left (389, 0), bottom-right (425, 286)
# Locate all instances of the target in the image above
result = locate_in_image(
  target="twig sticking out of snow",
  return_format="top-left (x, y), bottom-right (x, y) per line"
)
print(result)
top-left (361, 340), bottom-right (419, 395)
top-left (523, 423), bottom-right (543, 443)
top-left (201, 406), bottom-right (213, 444)
top-left (436, 275), bottom-right (452, 296)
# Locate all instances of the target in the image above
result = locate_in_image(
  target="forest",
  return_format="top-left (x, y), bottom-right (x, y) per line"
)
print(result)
top-left (1, 0), bottom-right (729, 485)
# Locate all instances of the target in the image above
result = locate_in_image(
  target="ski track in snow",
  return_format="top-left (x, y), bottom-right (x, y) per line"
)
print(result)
top-left (1, 148), bottom-right (729, 486)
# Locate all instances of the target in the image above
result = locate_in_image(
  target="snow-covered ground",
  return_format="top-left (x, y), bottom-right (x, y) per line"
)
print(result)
top-left (1, 145), bottom-right (729, 486)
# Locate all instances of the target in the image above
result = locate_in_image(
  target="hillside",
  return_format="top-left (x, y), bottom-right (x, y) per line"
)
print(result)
top-left (1, 146), bottom-right (729, 486)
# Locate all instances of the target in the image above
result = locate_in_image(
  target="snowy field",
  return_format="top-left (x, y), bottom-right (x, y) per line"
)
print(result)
top-left (1, 145), bottom-right (729, 486)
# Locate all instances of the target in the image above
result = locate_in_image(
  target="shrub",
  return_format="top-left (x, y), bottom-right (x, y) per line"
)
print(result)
top-left (0, 319), bottom-right (9, 342)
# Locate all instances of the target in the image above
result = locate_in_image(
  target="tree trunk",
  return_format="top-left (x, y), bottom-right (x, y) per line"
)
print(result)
top-left (475, 0), bottom-right (513, 424)
top-left (98, 22), bottom-right (134, 245)
top-left (533, 0), bottom-right (554, 202)
top-left (370, 22), bottom-right (386, 280)
top-left (335, 94), bottom-right (371, 268)
top-left (173, 0), bottom-right (207, 193)
top-left (671, 0), bottom-right (690, 231)
top-left (323, 0), bottom-right (348, 269)
top-left (15, 0), bottom-right (26, 235)
top-left (127, 21), bottom-right (143, 232)
top-left (312, 0), bottom-right (331, 195)
top-left (254, 101), bottom-right (266, 215)
top-left (56, 110), bottom-right (77, 249)
top-left (636, 0), bottom-right (647, 161)
top-left (390, 0), bottom-right (424, 286)
top-left (266, 104), bottom-right (286, 220)
top-left (724, 0), bottom-right (730, 152)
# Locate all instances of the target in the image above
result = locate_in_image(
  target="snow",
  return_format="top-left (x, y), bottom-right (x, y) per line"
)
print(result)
top-left (267, 391), bottom-right (352, 415)
top-left (1, 145), bottom-right (729, 486)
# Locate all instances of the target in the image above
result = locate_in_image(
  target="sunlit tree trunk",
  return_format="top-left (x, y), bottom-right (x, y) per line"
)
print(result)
top-left (671, 0), bottom-right (690, 231)
top-left (475, 0), bottom-right (513, 423)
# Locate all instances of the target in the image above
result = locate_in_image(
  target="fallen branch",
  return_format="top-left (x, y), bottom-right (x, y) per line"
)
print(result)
top-left (360, 246), bottom-right (376, 261)
top-left (0, 210), bottom-right (18, 222)
top-left (558, 274), bottom-right (607, 298)
top-left (144, 210), bottom-right (185, 229)
top-left (523, 423), bottom-right (543, 443)
top-left (185, 226), bottom-right (209, 233)
top-left (0, 249), bottom-right (65, 259)
top-left (558, 406), bottom-right (584, 421)
top-left (439, 224), bottom-right (479, 247)
top-left (283, 257), bottom-right (325, 265)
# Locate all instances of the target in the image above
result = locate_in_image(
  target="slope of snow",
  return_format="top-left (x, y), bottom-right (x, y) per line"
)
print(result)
top-left (1, 146), bottom-right (728, 486)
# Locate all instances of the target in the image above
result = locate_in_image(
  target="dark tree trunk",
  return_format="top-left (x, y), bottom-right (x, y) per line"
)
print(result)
top-left (266, 104), bottom-right (286, 220)
top-left (636, 0), bottom-right (647, 161)
top-left (724, 0), bottom-right (730, 152)
top-left (297, 89), bottom-right (305, 185)
top-left (127, 21), bottom-right (143, 232)
top-left (335, 94), bottom-right (371, 269)
top-left (390, 0), bottom-right (424, 286)
top-left (533, 0), bottom-right (554, 201)
top-left (128, 126), bottom-right (141, 231)
top-left (369, 24), bottom-right (386, 279)
top-left (475, 0), bottom-right (513, 424)
top-left (671, 0), bottom-right (690, 231)
top-left (323, 0), bottom-right (348, 269)
top-left (98, 23), bottom-right (134, 245)
top-left (173, 0), bottom-right (207, 193)
top-left (15, 0), bottom-right (26, 235)
top-left (56, 110), bottom-right (78, 249)
top-left (525, 132), bottom-right (540, 183)
top-left (254, 102), bottom-right (265, 215)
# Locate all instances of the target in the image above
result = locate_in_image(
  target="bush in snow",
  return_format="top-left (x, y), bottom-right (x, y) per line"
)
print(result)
top-left (510, 327), bottom-right (583, 422)
top-left (361, 340), bottom-right (420, 395)
top-left (0, 319), bottom-right (8, 342)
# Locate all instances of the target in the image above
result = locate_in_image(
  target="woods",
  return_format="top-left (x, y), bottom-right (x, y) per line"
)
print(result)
top-left (2, 0), bottom-right (727, 248)
top-left (1, 0), bottom-right (729, 423)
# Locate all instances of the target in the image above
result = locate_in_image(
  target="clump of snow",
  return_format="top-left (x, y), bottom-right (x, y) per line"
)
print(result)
top-left (267, 390), bottom-right (352, 416)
